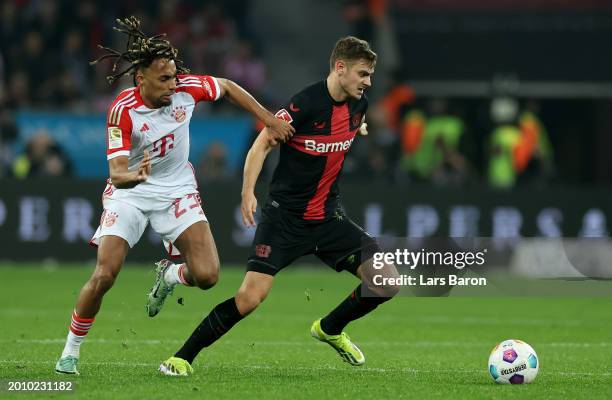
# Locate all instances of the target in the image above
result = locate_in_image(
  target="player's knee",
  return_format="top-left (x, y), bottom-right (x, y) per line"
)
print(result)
top-left (381, 282), bottom-right (401, 298)
top-left (235, 288), bottom-right (267, 316)
top-left (364, 282), bottom-right (400, 300)
top-left (191, 267), bottom-right (219, 290)
top-left (362, 263), bottom-right (402, 298)
top-left (89, 269), bottom-right (117, 296)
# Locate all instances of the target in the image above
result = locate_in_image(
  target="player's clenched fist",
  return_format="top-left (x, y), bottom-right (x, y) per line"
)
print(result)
top-left (265, 130), bottom-right (282, 147)
top-left (359, 122), bottom-right (368, 136)
top-left (266, 115), bottom-right (294, 143)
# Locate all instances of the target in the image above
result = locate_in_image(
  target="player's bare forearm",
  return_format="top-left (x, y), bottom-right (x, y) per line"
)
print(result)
top-left (108, 151), bottom-right (150, 189)
top-left (110, 171), bottom-right (140, 189)
top-left (241, 129), bottom-right (274, 196)
top-left (217, 78), bottom-right (294, 142)
top-left (241, 130), bottom-right (276, 226)
top-left (218, 79), bottom-right (273, 123)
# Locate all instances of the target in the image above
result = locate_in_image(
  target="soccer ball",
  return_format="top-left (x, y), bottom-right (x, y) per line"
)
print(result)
top-left (488, 339), bottom-right (539, 384)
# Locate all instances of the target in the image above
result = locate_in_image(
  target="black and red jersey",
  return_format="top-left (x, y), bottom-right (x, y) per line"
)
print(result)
top-left (268, 80), bottom-right (367, 221)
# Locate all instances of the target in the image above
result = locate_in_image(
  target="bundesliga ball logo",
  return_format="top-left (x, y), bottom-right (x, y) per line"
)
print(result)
top-left (172, 105), bottom-right (186, 123)
top-left (488, 339), bottom-right (539, 384)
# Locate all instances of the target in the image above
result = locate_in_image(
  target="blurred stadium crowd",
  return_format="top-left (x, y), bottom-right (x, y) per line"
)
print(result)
top-left (0, 0), bottom-right (267, 180)
top-left (0, 0), bottom-right (608, 188)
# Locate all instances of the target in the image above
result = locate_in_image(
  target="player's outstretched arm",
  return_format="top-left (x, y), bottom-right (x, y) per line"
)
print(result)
top-left (109, 150), bottom-right (151, 189)
top-left (241, 129), bottom-right (277, 227)
top-left (216, 78), bottom-right (294, 143)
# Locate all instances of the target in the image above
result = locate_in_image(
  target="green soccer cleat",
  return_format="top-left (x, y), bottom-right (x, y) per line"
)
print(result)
top-left (55, 355), bottom-right (79, 375)
top-left (159, 357), bottom-right (193, 376)
top-left (146, 259), bottom-right (175, 317)
top-left (310, 319), bottom-right (365, 366)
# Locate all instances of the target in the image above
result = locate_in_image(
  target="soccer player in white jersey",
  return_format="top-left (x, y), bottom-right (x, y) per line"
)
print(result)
top-left (55, 16), bottom-right (294, 375)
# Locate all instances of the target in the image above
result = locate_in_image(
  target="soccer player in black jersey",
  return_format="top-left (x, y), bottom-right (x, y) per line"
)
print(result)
top-left (159, 36), bottom-right (399, 376)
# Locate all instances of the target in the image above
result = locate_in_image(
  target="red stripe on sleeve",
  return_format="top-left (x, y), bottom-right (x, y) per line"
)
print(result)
top-left (177, 75), bottom-right (220, 103)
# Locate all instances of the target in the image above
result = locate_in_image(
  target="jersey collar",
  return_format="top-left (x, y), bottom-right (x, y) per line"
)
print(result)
top-left (324, 79), bottom-right (349, 106)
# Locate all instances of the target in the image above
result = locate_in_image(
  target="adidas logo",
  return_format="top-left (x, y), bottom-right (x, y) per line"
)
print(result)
top-left (140, 123), bottom-right (150, 132)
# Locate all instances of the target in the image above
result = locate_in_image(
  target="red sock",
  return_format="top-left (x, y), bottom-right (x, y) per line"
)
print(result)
top-left (69, 310), bottom-right (94, 336)
top-left (61, 310), bottom-right (95, 358)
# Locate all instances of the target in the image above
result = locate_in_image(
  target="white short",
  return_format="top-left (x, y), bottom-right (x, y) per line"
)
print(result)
top-left (90, 192), bottom-right (208, 258)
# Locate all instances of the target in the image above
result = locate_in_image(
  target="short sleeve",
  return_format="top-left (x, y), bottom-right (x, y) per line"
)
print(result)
top-left (177, 74), bottom-right (221, 103)
top-left (106, 104), bottom-right (133, 160)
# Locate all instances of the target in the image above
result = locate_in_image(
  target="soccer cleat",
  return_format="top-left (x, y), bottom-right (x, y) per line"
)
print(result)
top-left (310, 319), bottom-right (365, 366)
top-left (146, 259), bottom-right (175, 317)
top-left (159, 357), bottom-right (193, 376)
top-left (55, 355), bottom-right (79, 375)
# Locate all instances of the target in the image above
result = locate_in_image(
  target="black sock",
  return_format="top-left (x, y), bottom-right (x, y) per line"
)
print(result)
top-left (320, 284), bottom-right (392, 335)
top-left (175, 297), bottom-right (243, 364)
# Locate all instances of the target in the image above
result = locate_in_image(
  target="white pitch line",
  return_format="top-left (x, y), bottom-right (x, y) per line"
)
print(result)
top-left (0, 310), bottom-right (603, 328)
top-left (2, 339), bottom-right (611, 348)
top-left (0, 360), bottom-right (609, 377)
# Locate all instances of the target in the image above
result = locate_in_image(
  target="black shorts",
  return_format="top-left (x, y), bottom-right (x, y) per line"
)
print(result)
top-left (247, 201), bottom-right (379, 276)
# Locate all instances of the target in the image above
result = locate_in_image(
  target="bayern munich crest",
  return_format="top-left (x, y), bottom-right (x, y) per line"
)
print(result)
top-left (104, 211), bottom-right (118, 227)
top-left (172, 105), bottom-right (187, 122)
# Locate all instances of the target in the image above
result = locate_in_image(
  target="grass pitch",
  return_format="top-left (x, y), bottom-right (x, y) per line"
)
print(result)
top-left (0, 264), bottom-right (610, 399)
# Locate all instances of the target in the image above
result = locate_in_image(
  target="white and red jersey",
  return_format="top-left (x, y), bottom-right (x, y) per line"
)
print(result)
top-left (103, 74), bottom-right (221, 205)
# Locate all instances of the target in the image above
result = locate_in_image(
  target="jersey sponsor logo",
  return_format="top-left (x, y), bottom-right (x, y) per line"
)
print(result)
top-left (140, 123), bottom-right (150, 132)
top-left (304, 137), bottom-right (354, 153)
top-left (152, 133), bottom-right (175, 158)
top-left (275, 108), bottom-right (293, 123)
top-left (172, 105), bottom-right (187, 122)
top-left (108, 127), bottom-right (123, 149)
top-left (255, 244), bottom-right (272, 258)
top-left (289, 103), bottom-right (300, 112)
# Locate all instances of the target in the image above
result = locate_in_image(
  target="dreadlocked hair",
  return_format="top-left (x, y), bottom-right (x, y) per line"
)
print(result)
top-left (90, 16), bottom-right (189, 85)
